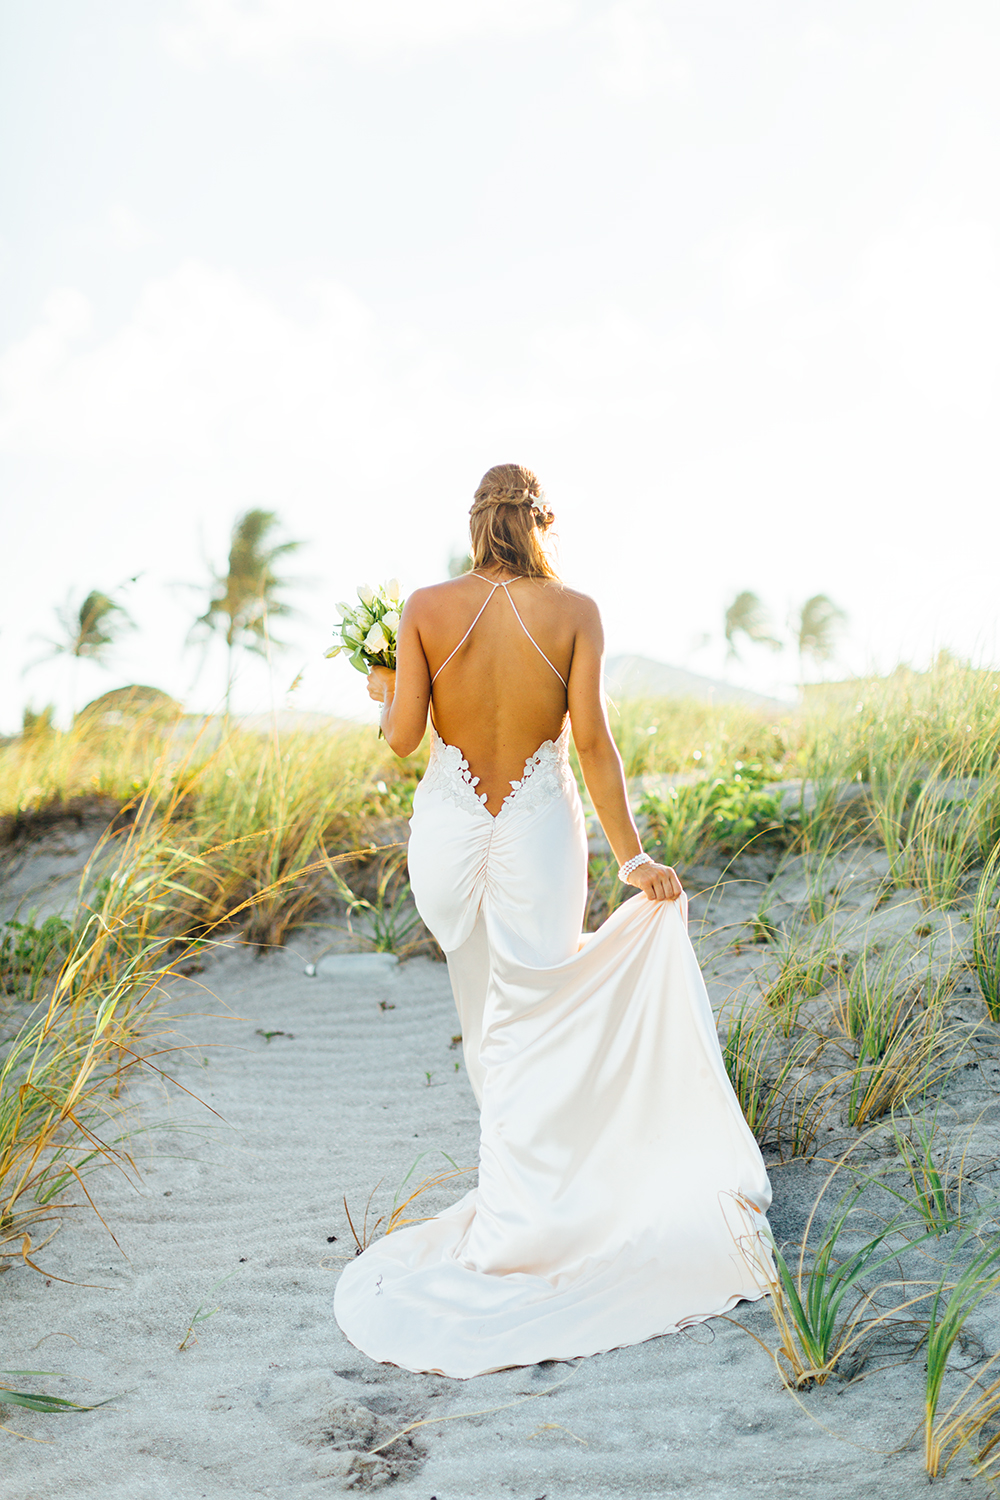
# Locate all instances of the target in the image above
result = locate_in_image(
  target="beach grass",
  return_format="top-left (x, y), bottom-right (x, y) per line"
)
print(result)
top-left (4, 657), bottom-right (1000, 1472)
top-left (0, 721), bottom-right (412, 1271)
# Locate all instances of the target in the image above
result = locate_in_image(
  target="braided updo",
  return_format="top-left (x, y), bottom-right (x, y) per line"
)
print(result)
top-left (468, 463), bottom-right (558, 580)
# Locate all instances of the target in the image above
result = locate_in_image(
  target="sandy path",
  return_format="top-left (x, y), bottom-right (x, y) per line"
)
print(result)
top-left (1, 939), bottom-right (995, 1499)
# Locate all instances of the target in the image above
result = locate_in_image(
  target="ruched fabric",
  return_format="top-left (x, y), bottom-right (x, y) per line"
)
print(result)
top-left (334, 725), bottom-right (772, 1378)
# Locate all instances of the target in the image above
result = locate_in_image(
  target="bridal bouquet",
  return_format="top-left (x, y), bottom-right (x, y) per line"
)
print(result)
top-left (325, 579), bottom-right (404, 674)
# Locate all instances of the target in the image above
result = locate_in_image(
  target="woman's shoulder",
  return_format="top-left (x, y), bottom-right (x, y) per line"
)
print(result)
top-left (405, 575), bottom-right (600, 628)
top-left (538, 579), bottom-right (600, 624)
top-left (406, 575), bottom-right (479, 605)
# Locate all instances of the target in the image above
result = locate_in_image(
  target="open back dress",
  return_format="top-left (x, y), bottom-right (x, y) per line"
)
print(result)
top-left (333, 577), bottom-right (772, 1378)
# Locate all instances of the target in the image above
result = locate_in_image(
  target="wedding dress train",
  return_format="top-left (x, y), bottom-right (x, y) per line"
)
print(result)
top-left (334, 584), bottom-right (771, 1379)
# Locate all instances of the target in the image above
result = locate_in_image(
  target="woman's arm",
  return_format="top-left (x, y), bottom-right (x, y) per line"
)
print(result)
top-left (567, 598), bottom-right (682, 903)
top-left (365, 594), bottom-right (431, 756)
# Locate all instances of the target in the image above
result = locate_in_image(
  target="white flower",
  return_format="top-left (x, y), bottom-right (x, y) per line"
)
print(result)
top-left (342, 623), bottom-right (363, 645)
top-left (385, 578), bottom-right (401, 602)
top-left (336, 602), bottom-right (353, 620)
top-left (381, 610), bottom-right (401, 632)
top-left (324, 644), bottom-right (342, 659)
top-left (357, 583), bottom-right (375, 606)
top-left (364, 622), bottom-right (388, 654)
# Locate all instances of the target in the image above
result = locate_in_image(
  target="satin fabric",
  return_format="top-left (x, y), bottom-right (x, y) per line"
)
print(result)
top-left (334, 725), bottom-right (772, 1378)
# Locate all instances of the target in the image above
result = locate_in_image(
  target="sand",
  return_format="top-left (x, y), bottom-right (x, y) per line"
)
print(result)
top-left (3, 825), bottom-right (1000, 1497)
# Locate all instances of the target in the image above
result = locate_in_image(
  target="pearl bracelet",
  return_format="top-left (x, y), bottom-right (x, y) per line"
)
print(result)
top-left (618, 852), bottom-right (653, 884)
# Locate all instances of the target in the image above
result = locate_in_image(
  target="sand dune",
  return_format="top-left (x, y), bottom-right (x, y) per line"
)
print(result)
top-left (3, 910), bottom-right (997, 1498)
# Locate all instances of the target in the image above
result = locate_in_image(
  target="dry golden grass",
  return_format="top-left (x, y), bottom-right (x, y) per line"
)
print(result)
top-left (4, 656), bottom-right (1000, 1387)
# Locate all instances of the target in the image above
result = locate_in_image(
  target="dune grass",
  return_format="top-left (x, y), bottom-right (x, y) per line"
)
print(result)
top-left (923, 1239), bottom-right (1000, 1477)
top-left (1, 796), bottom-right (184, 1264)
top-left (972, 844), bottom-right (1000, 1022)
top-left (755, 1187), bottom-right (933, 1389)
top-left (606, 695), bottom-right (788, 783)
top-left (0, 721), bottom-right (404, 1274)
top-left (4, 658), bottom-right (1000, 1467)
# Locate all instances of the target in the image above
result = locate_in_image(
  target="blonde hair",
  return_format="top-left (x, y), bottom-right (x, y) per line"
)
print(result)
top-left (468, 464), bottom-right (558, 580)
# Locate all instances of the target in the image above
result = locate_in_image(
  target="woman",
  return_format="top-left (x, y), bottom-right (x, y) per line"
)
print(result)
top-left (334, 464), bottom-right (771, 1379)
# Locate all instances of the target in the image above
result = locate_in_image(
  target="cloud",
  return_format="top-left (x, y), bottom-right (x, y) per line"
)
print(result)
top-left (851, 216), bottom-right (1000, 414)
top-left (3, 228), bottom-right (998, 727)
top-left (587, 0), bottom-right (691, 102)
top-left (719, 224), bottom-right (808, 310)
top-left (0, 288), bottom-right (93, 412)
top-left (0, 261), bottom-right (447, 474)
top-left (0, 262), bottom-right (469, 723)
top-left (107, 204), bottom-right (157, 253)
top-left (165, 0), bottom-right (577, 67)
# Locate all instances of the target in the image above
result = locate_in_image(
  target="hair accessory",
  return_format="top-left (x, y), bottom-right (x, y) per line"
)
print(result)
top-left (618, 852), bottom-right (653, 884)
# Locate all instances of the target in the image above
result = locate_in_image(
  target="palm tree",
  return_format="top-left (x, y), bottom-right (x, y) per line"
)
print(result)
top-left (447, 550), bottom-right (473, 578)
top-left (724, 591), bottom-right (782, 660)
top-left (795, 594), bottom-right (846, 677)
top-left (27, 590), bottom-right (136, 716)
top-left (194, 509), bottom-right (303, 714)
top-left (53, 590), bottom-right (134, 663)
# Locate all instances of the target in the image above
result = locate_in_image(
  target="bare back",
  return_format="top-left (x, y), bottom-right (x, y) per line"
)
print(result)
top-left (411, 573), bottom-right (583, 814)
top-left (372, 485), bottom-right (678, 901)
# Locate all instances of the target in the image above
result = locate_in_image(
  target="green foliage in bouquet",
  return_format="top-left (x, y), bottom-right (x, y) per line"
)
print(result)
top-left (326, 581), bottom-right (405, 674)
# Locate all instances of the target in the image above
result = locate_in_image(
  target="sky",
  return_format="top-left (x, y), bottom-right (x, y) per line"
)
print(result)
top-left (2, 0), bottom-right (999, 731)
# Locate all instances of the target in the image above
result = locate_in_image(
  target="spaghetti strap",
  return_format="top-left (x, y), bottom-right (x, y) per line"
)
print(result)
top-left (431, 575), bottom-right (568, 689)
top-left (498, 584), bottom-right (568, 688)
top-left (430, 582), bottom-right (500, 685)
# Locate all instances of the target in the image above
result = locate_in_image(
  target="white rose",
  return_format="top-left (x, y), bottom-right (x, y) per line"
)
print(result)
top-left (381, 610), bottom-right (401, 632)
top-left (364, 622), bottom-right (388, 654)
top-left (357, 583), bottom-right (375, 606)
top-left (385, 578), bottom-right (401, 602)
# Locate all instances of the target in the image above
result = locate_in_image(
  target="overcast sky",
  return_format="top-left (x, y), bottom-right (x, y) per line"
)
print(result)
top-left (2, 0), bottom-right (998, 730)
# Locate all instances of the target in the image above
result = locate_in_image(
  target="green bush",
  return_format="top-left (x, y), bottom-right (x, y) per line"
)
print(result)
top-left (0, 915), bottom-right (73, 996)
top-left (640, 762), bottom-right (786, 863)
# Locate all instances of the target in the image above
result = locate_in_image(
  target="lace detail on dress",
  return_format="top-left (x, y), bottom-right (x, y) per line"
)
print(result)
top-left (497, 724), bottom-right (574, 819)
top-left (422, 732), bottom-right (491, 819)
top-left (425, 723), bottom-right (574, 822)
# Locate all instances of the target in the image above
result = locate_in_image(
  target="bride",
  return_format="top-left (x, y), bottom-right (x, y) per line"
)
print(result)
top-left (334, 463), bottom-right (771, 1379)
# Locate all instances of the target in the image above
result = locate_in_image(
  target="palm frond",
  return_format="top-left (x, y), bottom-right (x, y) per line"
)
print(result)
top-left (796, 594), bottom-right (846, 665)
top-left (724, 591), bottom-right (783, 659)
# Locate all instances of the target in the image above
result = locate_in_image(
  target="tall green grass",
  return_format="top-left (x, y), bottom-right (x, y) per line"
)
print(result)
top-left (0, 723), bottom-right (408, 1271)
top-left (163, 724), bottom-right (420, 946)
top-left (607, 696), bottom-right (788, 782)
top-left (972, 844), bottom-right (1000, 1021)
top-left (4, 658), bottom-right (1000, 1316)
top-left (1, 790), bottom-right (188, 1261)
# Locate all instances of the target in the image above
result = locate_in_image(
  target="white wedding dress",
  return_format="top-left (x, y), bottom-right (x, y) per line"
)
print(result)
top-left (334, 580), bottom-right (772, 1379)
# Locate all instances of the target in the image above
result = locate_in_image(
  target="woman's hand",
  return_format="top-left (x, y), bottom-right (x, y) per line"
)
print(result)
top-left (629, 860), bottom-right (683, 903)
top-left (367, 665), bottom-right (396, 703)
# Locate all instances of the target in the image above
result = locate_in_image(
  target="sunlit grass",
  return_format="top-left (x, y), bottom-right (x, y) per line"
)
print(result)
top-left (972, 844), bottom-right (1000, 1022)
top-left (0, 724), bottom-right (404, 1279)
top-left (5, 654), bottom-right (1000, 1457)
top-left (923, 1238), bottom-right (1000, 1478)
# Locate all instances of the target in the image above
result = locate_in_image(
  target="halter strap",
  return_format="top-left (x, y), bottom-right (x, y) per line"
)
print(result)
top-left (493, 582), bottom-right (569, 688)
top-left (430, 580), bottom-right (501, 685)
top-left (430, 574), bottom-right (568, 689)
